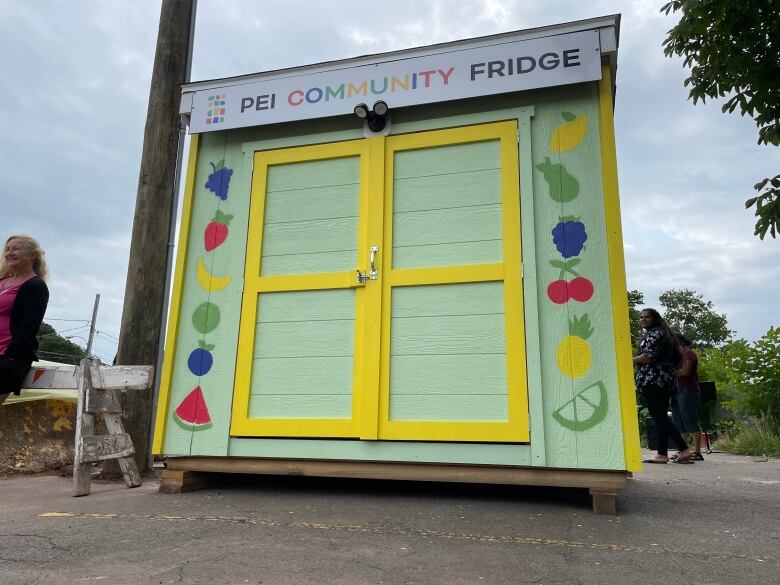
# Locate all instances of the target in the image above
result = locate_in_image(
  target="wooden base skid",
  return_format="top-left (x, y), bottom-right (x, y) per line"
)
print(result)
top-left (159, 469), bottom-right (214, 494)
top-left (161, 456), bottom-right (628, 514)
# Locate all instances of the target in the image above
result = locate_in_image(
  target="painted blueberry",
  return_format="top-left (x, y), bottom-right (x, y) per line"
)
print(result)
top-left (187, 341), bottom-right (215, 376)
top-left (552, 216), bottom-right (587, 258)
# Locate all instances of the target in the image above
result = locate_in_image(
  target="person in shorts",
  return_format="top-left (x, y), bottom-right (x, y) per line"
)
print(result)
top-left (672, 333), bottom-right (703, 460)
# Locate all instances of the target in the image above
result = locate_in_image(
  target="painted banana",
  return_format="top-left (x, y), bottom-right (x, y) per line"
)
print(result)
top-left (196, 257), bottom-right (232, 291)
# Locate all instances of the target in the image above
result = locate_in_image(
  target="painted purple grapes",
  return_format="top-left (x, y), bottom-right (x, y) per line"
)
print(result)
top-left (205, 161), bottom-right (233, 201)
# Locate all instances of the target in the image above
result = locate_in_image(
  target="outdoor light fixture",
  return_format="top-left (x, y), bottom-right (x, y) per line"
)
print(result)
top-left (353, 103), bottom-right (370, 119)
top-left (373, 100), bottom-right (388, 116)
top-left (353, 100), bottom-right (389, 132)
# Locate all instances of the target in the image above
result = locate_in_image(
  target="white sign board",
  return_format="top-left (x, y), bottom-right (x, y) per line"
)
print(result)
top-left (189, 30), bottom-right (601, 133)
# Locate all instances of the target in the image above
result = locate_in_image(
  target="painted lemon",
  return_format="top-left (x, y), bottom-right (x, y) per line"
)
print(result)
top-left (196, 257), bottom-right (232, 292)
top-left (550, 112), bottom-right (588, 152)
top-left (552, 380), bottom-right (608, 431)
top-left (556, 314), bottom-right (593, 379)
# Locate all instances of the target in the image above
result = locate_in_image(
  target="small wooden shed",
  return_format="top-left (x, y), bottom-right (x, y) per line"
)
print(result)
top-left (153, 14), bottom-right (640, 513)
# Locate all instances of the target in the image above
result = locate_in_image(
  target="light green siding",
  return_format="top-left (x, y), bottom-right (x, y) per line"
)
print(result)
top-left (392, 141), bottom-right (502, 268)
top-left (529, 89), bottom-right (626, 471)
top-left (389, 282), bottom-right (507, 421)
top-left (249, 289), bottom-right (355, 419)
top-left (162, 84), bottom-right (632, 472)
top-left (261, 157), bottom-right (359, 276)
top-left (163, 131), bottom-right (249, 456)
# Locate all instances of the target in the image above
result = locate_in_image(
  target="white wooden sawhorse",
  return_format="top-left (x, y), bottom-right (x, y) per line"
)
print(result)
top-left (21, 358), bottom-right (154, 496)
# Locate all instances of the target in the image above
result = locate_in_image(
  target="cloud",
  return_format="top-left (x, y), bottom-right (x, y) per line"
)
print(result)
top-left (1, 0), bottom-right (776, 366)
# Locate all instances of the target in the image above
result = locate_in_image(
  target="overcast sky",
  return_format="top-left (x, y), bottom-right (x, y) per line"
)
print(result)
top-left (1, 0), bottom-right (777, 363)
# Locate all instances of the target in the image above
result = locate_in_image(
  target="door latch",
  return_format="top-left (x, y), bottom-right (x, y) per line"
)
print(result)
top-left (356, 246), bottom-right (380, 284)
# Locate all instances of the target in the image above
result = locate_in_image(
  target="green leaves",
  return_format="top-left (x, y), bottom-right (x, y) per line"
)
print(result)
top-left (568, 313), bottom-right (594, 340)
top-left (36, 322), bottom-right (87, 365)
top-left (627, 290), bottom-right (645, 350)
top-left (197, 339), bottom-right (216, 352)
top-left (662, 0), bottom-right (779, 239)
top-left (659, 288), bottom-right (733, 350)
top-left (746, 174), bottom-right (780, 239)
top-left (550, 258), bottom-right (581, 279)
top-left (212, 209), bottom-right (234, 225)
top-left (700, 328), bottom-right (780, 423)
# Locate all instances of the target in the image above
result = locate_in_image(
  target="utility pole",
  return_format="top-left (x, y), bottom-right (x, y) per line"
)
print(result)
top-left (112, 0), bottom-right (196, 474)
top-left (85, 293), bottom-right (100, 357)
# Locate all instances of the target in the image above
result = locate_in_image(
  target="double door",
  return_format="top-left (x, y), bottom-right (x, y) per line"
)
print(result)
top-left (231, 120), bottom-right (529, 442)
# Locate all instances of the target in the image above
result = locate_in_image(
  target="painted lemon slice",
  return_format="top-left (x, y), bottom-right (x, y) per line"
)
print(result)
top-left (552, 380), bottom-right (608, 431)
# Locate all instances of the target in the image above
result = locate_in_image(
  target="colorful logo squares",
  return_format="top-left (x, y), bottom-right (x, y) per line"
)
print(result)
top-left (206, 94), bottom-right (226, 125)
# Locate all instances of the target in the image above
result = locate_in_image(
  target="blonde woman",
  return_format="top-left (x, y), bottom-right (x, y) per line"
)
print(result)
top-left (0, 235), bottom-right (49, 406)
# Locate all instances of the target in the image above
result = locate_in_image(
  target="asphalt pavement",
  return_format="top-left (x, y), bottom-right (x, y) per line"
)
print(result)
top-left (1, 449), bottom-right (778, 585)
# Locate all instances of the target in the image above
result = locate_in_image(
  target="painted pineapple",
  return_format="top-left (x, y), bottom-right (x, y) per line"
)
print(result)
top-left (556, 314), bottom-right (593, 379)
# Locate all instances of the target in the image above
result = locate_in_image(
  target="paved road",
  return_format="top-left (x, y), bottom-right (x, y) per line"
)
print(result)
top-left (1, 450), bottom-right (778, 585)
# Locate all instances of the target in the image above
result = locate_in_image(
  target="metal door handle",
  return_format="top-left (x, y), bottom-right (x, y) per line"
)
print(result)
top-left (356, 246), bottom-right (380, 284)
top-left (368, 246), bottom-right (379, 280)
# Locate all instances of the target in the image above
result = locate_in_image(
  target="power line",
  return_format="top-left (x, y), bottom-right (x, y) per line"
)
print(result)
top-left (39, 327), bottom-right (87, 337)
top-left (92, 352), bottom-right (114, 364)
top-left (38, 350), bottom-right (84, 360)
top-left (94, 334), bottom-right (119, 347)
top-left (45, 318), bottom-right (91, 324)
top-left (43, 325), bottom-right (90, 336)
top-left (95, 329), bottom-right (119, 342)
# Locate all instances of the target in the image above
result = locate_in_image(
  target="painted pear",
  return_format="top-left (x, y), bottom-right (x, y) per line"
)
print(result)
top-left (536, 157), bottom-right (580, 202)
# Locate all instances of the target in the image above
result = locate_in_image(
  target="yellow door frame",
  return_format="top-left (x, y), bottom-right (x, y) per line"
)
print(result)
top-left (230, 138), bottom-right (384, 437)
top-left (231, 121), bottom-right (529, 443)
top-left (377, 121), bottom-right (529, 442)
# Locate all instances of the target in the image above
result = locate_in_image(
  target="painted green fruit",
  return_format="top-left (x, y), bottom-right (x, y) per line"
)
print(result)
top-left (192, 302), bottom-right (221, 334)
top-left (552, 380), bottom-right (608, 432)
top-left (536, 157), bottom-right (580, 202)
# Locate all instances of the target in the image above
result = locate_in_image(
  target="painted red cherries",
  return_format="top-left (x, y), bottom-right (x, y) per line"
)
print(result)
top-left (547, 259), bottom-right (594, 304)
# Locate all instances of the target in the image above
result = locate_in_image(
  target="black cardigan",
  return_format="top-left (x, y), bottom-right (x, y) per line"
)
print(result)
top-left (3, 275), bottom-right (49, 363)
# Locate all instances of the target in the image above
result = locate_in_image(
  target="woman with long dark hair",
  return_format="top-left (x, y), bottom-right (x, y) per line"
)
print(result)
top-left (633, 308), bottom-right (693, 464)
top-left (0, 234), bottom-right (49, 406)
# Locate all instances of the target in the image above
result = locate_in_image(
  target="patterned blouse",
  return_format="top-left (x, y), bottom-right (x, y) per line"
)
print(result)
top-left (635, 326), bottom-right (677, 391)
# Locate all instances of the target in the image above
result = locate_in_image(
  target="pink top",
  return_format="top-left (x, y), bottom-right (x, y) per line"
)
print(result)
top-left (0, 276), bottom-right (34, 355)
top-left (677, 347), bottom-right (699, 390)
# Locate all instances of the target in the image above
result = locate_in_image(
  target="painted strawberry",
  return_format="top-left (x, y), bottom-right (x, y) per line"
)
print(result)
top-left (552, 216), bottom-right (587, 258)
top-left (204, 210), bottom-right (233, 252)
top-left (205, 159), bottom-right (233, 201)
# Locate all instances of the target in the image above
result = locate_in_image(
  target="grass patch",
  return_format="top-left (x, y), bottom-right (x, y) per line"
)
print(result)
top-left (715, 415), bottom-right (780, 457)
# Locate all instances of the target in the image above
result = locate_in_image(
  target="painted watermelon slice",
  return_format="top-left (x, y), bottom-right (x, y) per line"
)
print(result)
top-left (174, 386), bottom-right (213, 431)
